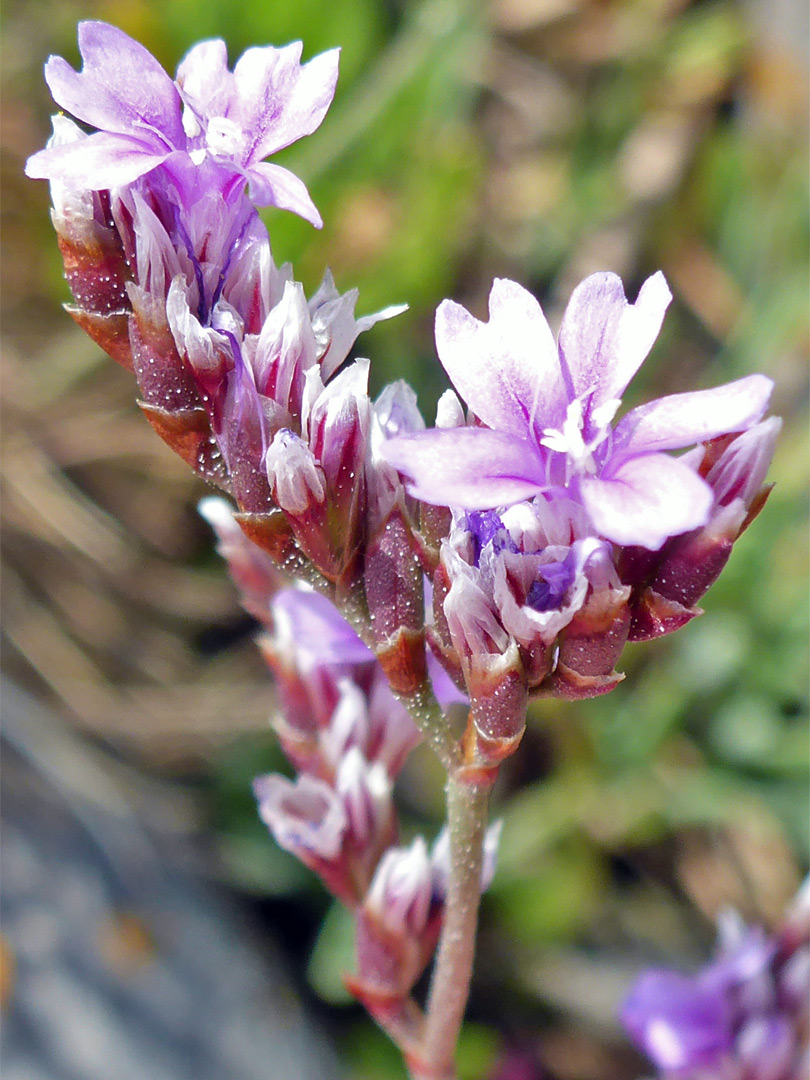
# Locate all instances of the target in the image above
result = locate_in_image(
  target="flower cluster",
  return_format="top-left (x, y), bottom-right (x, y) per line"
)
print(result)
top-left (201, 497), bottom-right (498, 1017)
top-left (383, 278), bottom-right (779, 765)
top-left (621, 885), bottom-right (810, 1079)
top-left (28, 21), bottom-right (782, 1077)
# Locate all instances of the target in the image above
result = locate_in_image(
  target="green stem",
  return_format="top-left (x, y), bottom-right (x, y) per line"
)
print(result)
top-left (394, 679), bottom-right (461, 774)
top-left (415, 773), bottom-right (491, 1080)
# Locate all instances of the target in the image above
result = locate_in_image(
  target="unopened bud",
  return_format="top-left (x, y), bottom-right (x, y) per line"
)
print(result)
top-left (352, 838), bottom-right (435, 999)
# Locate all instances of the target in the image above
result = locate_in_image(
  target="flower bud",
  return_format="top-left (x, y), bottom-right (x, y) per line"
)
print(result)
top-left (544, 581), bottom-right (630, 699)
top-left (351, 838), bottom-right (435, 1000)
top-left (46, 117), bottom-right (133, 368)
top-left (335, 747), bottom-right (395, 861)
top-left (198, 497), bottom-right (284, 622)
top-left (443, 557), bottom-right (527, 767)
top-left (303, 361), bottom-right (370, 581)
top-left (626, 420), bottom-right (780, 641)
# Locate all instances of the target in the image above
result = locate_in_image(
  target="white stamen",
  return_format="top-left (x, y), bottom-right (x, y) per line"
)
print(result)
top-left (182, 106), bottom-right (202, 138)
top-left (205, 116), bottom-right (242, 158)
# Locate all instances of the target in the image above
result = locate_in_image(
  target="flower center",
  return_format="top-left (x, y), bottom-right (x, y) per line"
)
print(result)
top-left (539, 394), bottom-right (620, 484)
top-left (205, 116), bottom-right (243, 159)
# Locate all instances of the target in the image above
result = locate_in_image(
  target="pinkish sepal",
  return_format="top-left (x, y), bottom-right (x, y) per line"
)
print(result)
top-left (554, 582), bottom-right (631, 680)
top-left (364, 508), bottom-right (427, 694)
top-left (45, 117), bottom-right (134, 366)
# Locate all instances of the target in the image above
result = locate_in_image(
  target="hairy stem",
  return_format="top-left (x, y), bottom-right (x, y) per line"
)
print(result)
top-left (414, 773), bottom-right (491, 1080)
top-left (395, 679), bottom-right (461, 774)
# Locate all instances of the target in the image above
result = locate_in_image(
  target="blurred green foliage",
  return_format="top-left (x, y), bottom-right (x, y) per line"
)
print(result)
top-left (8, 0), bottom-right (808, 1075)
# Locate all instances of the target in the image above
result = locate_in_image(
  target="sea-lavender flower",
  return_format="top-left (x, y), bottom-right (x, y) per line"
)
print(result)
top-left (621, 896), bottom-right (810, 1079)
top-left (25, 21), bottom-right (339, 224)
top-left (383, 274), bottom-right (774, 552)
top-left (253, 772), bottom-right (354, 902)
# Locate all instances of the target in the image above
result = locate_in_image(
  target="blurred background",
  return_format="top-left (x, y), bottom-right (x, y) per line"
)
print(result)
top-left (1, 0), bottom-right (808, 1077)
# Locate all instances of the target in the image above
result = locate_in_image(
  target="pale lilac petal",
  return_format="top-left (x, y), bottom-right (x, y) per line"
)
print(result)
top-left (234, 44), bottom-right (340, 159)
top-left (254, 772), bottom-right (347, 860)
top-left (558, 271), bottom-right (671, 412)
top-left (435, 279), bottom-right (566, 440)
top-left (706, 417), bottom-right (782, 508)
top-left (271, 588), bottom-right (373, 668)
top-left (175, 39), bottom-right (232, 116)
top-left (245, 162), bottom-right (322, 226)
top-left (46, 22), bottom-right (183, 143)
top-left (25, 132), bottom-right (170, 186)
top-left (614, 374), bottom-right (774, 455)
top-left (383, 427), bottom-right (547, 509)
top-left (580, 453), bottom-right (713, 549)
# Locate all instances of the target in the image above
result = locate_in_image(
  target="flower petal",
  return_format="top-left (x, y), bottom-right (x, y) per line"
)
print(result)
top-left (234, 44), bottom-right (340, 160)
top-left (271, 587), bottom-right (374, 668)
top-left (621, 970), bottom-right (733, 1070)
top-left (175, 39), bottom-right (232, 117)
top-left (435, 278), bottom-right (566, 440)
top-left (25, 131), bottom-right (170, 187)
top-left (558, 271), bottom-right (671, 414)
top-left (383, 427), bottom-right (547, 508)
top-left (245, 161), bottom-right (322, 226)
top-left (46, 22), bottom-right (183, 144)
top-left (580, 453), bottom-right (713, 549)
top-left (613, 374), bottom-right (774, 455)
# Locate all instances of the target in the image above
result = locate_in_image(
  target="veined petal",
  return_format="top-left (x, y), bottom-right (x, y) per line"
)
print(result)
top-left (271, 587), bottom-right (374, 668)
top-left (46, 22), bottom-right (183, 144)
top-left (175, 39), bottom-right (232, 117)
top-left (235, 43), bottom-right (340, 159)
top-left (435, 279), bottom-right (566, 440)
top-left (383, 427), bottom-right (547, 509)
top-left (613, 374), bottom-right (774, 455)
top-left (25, 131), bottom-right (170, 187)
top-left (558, 271), bottom-right (671, 414)
top-left (580, 453), bottom-right (713, 550)
top-left (245, 162), bottom-right (322, 226)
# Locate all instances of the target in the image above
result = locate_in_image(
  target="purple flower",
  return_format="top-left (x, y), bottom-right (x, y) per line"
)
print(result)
top-left (383, 274), bottom-right (773, 550)
top-left (253, 772), bottom-right (347, 861)
top-left (25, 21), bottom-right (339, 225)
top-left (621, 901), bottom-right (809, 1080)
top-left (621, 970), bottom-right (734, 1070)
top-left (267, 583), bottom-right (465, 716)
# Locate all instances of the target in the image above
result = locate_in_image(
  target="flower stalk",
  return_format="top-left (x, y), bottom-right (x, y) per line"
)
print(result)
top-left (416, 773), bottom-right (492, 1080)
